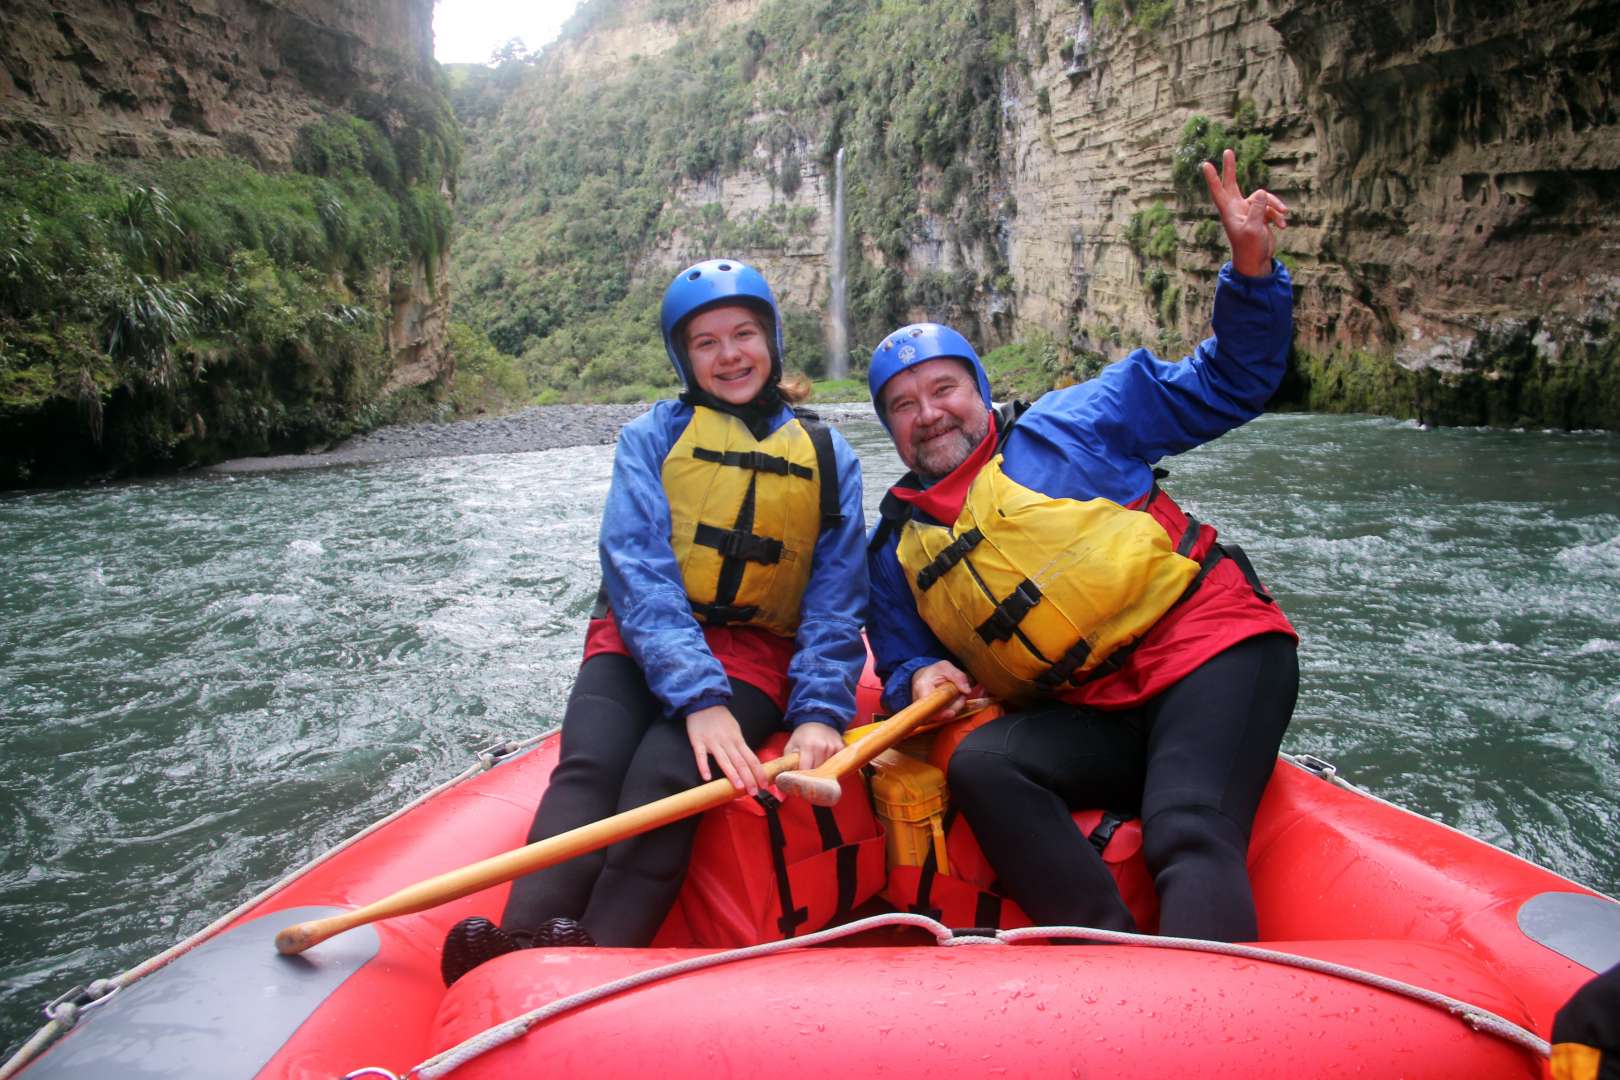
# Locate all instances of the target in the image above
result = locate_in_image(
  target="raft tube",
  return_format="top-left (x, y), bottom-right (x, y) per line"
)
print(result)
top-left (10, 704), bottom-right (1618, 1078)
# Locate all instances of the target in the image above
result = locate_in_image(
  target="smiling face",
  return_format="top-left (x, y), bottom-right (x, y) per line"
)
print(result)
top-left (684, 304), bottom-right (773, 405)
top-left (880, 357), bottom-right (991, 482)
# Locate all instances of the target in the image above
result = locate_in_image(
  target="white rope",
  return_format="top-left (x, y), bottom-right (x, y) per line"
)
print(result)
top-left (403, 912), bottom-right (1549, 1078)
top-left (997, 924), bottom-right (1552, 1057)
top-left (0, 735), bottom-right (550, 1080)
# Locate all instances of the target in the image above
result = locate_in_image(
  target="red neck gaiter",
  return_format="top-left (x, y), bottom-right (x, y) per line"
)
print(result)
top-left (889, 412), bottom-right (998, 524)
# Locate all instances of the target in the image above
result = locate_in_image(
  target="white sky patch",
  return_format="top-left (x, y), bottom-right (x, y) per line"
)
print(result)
top-left (432, 0), bottom-right (584, 64)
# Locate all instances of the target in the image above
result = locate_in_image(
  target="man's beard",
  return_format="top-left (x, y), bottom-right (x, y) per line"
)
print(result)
top-left (910, 410), bottom-right (990, 483)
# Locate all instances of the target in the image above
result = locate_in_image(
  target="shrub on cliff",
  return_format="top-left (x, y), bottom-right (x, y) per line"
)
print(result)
top-left (0, 127), bottom-right (442, 486)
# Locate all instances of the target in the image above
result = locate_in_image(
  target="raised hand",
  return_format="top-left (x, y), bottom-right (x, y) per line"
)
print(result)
top-left (1201, 147), bottom-right (1288, 278)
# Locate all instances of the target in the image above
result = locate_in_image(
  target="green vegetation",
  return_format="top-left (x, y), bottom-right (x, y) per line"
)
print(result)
top-left (1171, 108), bottom-right (1269, 199)
top-left (1093, 0), bottom-right (1178, 32)
top-left (0, 83), bottom-right (460, 486)
top-left (449, 0), bottom-right (1020, 402)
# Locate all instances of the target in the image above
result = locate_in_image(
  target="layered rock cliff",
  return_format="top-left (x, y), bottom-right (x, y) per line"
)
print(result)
top-left (1007, 0), bottom-right (1620, 426)
top-left (455, 0), bottom-right (1619, 428)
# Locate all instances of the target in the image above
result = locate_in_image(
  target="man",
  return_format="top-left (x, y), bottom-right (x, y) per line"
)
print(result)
top-left (865, 149), bottom-right (1298, 941)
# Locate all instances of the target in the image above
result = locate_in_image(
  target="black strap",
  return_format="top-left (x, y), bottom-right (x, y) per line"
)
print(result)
top-left (690, 600), bottom-right (760, 626)
top-left (1087, 810), bottom-right (1132, 854)
top-left (975, 578), bottom-right (1043, 644)
top-left (1175, 512), bottom-right (1203, 557)
top-left (699, 475), bottom-right (759, 623)
top-left (1034, 636), bottom-right (1093, 691)
top-left (756, 791), bottom-right (811, 939)
top-left (1222, 543), bottom-right (1274, 604)
top-left (811, 804), bottom-right (859, 924)
top-left (868, 489), bottom-right (915, 553)
top-left (915, 528), bottom-right (984, 591)
top-left (693, 523), bottom-right (783, 565)
top-left (906, 805), bottom-right (952, 920)
top-left (798, 413), bottom-right (843, 529)
top-left (691, 446), bottom-right (812, 478)
top-left (973, 892), bottom-right (1004, 930)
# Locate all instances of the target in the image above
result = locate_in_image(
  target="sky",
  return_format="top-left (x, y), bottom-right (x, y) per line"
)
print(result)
top-left (432, 0), bottom-right (585, 65)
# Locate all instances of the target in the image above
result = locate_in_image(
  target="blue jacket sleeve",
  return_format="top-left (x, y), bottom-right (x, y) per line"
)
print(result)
top-left (782, 430), bottom-right (868, 732)
top-left (866, 527), bottom-right (953, 714)
top-left (598, 405), bottom-right (732, 719)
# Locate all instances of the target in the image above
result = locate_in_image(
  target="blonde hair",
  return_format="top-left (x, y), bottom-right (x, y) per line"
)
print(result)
top-left (777, 371), bottom-right (812, 404)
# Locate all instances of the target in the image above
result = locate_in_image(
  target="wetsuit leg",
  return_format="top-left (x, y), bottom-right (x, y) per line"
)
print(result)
top-left (501, 653), bottom-right (660, 932)
top-left (1138, 632), bottom-right (1298, 942)
top-left (581, 678), bottom-right (783, 946)
top-left (947, 704), bottom-right (1147, 931)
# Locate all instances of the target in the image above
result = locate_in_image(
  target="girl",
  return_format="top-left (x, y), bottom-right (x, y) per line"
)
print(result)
top-left (442, 259), bottom-right (867, 984)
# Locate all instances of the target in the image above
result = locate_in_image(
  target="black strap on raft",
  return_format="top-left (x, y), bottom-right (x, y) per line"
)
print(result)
top-left (1087, 810), bottom-right (1132, 854)
top-left (756, 790), bottom-right (811, 938)
top-left (907, 807), bottom-right (1007, 929)
top-left (756, 787), bottom-right (859, 937)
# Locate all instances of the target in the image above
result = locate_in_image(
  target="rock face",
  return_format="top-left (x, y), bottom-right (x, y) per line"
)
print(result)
top-left (0, 0), bottom-right (452, 393)
top-left (1000, 0), bottom-right (1620, 426)
top-left (508, 0), bottom-right (1618, 427)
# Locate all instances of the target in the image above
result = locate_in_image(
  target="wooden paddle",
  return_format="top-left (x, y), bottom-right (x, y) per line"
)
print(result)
top-left (775, 685), bottom-right (960, 806)
top-left (273, 685), bottom-right (958, 956)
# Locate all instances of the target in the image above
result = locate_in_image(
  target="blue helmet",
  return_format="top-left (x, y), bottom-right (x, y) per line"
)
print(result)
top-left (660, 259), bottom-right (784, 389)
top-left (868, 323), bottom-right (993, 431)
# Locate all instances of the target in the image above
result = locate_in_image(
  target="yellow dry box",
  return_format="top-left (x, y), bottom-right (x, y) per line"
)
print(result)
top-left (866, 749), bottom-right (950, 876)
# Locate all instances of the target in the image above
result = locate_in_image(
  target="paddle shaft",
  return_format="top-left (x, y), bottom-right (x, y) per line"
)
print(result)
top-left (273, 752), bottom-right (803, 955)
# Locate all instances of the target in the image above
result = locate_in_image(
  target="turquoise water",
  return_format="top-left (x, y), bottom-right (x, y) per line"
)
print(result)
top-left (2, 411), bottom-right (1618, 1050)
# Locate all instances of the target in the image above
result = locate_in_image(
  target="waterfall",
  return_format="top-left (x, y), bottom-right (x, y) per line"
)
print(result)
top-left (827, 145), bottom-right (849, 380)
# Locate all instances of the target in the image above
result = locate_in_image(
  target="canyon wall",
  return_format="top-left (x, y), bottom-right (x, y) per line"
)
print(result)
top-left (0, 0), bottom-right (452, 403)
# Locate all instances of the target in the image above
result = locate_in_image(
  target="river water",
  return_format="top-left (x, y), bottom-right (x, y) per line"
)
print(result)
top-left (2, 410), bottom-right (1618, 1049)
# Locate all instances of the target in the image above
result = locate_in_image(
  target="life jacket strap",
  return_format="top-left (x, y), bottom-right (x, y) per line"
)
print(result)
top-left (694, 523), bottom-right (784, 565)
top-left (692, 446), bottom-right (813, 479)
top-left (1034, 636), bottom-right (1094, 691)
top-left (975, 578), bottom-right (1044, 645)
top-left (801, 417), bottom-right (843, 529)
top-left (915, 527), bottom-right (984, 591)
top-left (690, 601), bottom-right (761, 626)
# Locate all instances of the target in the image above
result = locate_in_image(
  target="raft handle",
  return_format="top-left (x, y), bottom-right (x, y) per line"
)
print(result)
top-left (1292, 753), bottom-right (1339, 780)
top-left (476, 739), bottom-right (526, 770)
top-left (42, 979), bottom-right (119, 1027)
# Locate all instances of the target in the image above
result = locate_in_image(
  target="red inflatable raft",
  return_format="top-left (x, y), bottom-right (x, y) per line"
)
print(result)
top-left (7, 676), bottom-right (1617, 1079)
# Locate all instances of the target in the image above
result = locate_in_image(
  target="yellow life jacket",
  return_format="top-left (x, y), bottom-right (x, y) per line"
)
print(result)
top-left (662, 406), bottom-right (835, 637)
top-left (894, 453), bottom-right (1201, 704)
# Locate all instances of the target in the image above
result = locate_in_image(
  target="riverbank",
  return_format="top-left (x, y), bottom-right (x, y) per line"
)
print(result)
top-left (206, 403), bottom-right (657, 474)
top-left (207, 399), bottom-right (873, 474)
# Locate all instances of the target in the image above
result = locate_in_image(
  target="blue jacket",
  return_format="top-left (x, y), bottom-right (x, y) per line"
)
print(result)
top-left (868, 261), bottom-right (1294, 712)
top-left (601, 400), bottom-right (868, 730)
